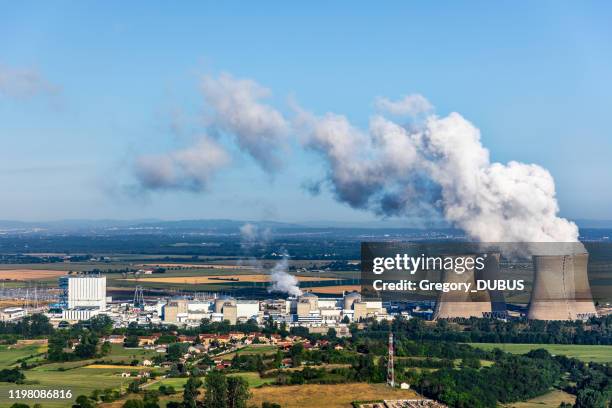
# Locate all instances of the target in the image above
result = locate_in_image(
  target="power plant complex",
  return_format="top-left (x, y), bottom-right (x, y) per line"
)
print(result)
top-left (433, 250), bottom-right (598, 321)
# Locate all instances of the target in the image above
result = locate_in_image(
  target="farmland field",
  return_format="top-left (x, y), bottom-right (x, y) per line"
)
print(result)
top-left (0, 269), bottom-right (67, 281)
top-left (502, 389), bottom-right (576, 407)
top-left (248, 383), bottom-right (419, 408)
top-left (0, 344), bottom-right (47, 369)
top-left (126, 274), bottom-right (340, 284)
top-left (221, 344), bottom-right (278, 360)
top-left (468, 343), bottom-right (612, 363)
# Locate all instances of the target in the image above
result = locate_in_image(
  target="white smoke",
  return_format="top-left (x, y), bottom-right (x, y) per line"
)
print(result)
top-left (239, 222), bottom-right (271, 250)
top-left (201, 73), bottom-right (290, 172)
top-left (268, 254), bottom-right (302, 297)
top-left (134, 137), bottom-right (229, 191)
top-left (375, 94), bottom-right (433, 117)
top-left (298, 95), bottom-right (579, 243)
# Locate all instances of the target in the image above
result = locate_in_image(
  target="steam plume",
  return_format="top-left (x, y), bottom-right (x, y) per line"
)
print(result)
top-left (201, 73), bottom-right (290, 172)
top-left (298, 95), bottom-right (578, 243)
top-left (134, 137), bottom-right (229, 191)
top-left (268, 253), bottom-right (302, 296)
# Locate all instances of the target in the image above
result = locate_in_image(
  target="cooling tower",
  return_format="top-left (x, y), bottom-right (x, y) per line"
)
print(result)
top-left (433, 255), bottom-right (492, 320)
top-left (527, 253), bottom-right (597, 321)
top-left (477, 253), bottom-right (506, 316)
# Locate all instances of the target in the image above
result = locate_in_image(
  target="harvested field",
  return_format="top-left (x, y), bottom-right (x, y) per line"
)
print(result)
top-left (249, 383), bottom-right (419, 408)
top-left (309, 285), bottom-right (362, 294)
top-left (127, 274), bottom-right (340, 284)
top-left (0, 269), bottom-right (66, 281)
top-left (139, 263), bottom-right (255, 269)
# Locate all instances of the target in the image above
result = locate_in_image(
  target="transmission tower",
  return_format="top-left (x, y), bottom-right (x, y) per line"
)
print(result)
top-left (133, 286), bottom-right (145, 308)
top-left (387, 331), bottom-right (395, 387)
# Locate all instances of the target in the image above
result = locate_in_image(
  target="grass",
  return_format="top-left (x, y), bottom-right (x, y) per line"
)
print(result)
top-left (221, 345), bottom-right (278, 360)
top-left (227, 372), bottom-right (275, 388)
top-left (502, 389), bottom-right (576, 407)
top-left (248, 383), bottom-right (419, 408)
top-left (0, 344), bottom-right (47, 369)
top-left (0, 344), bottom-right (161, 407)
top-left (0, 366), bottom-right (134, 408)
top-left (467, 343), bottom-right (612, 363)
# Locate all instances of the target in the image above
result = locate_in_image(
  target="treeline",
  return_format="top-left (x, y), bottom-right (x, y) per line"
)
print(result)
top-left (365, 315), bottom-right (612, 345)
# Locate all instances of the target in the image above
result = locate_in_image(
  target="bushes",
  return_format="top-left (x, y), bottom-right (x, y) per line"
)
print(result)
top-left (0, 368), bottom-right (25, 383)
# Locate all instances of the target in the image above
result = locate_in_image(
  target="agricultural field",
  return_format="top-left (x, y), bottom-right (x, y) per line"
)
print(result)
top-left (248, 383), bottom-right (419, 408)
top-left (0, 344), bottom-right (47, 369)
top-left (125, 274), bottom-right (340, 284)
top-left (502, 389), bottom-right (576, 407)
top-left (309, 285), bottom-right (361, 294)
top-left (468, 343), bottom-right (612, 363)
top-left (0, 269), bottom-right (67, 281)
top-left (0, 344), bottom-right (161, 407)
top-left (227, 371), bottom-right (275, 387)
top-left (220, 344), bottom-right (278, 360)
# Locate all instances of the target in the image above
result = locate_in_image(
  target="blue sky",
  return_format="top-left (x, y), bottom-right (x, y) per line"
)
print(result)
top-left (1, 1), bottom-right (611, 223)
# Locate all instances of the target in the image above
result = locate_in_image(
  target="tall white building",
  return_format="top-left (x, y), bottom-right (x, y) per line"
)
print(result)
top-left (66, 275), bottom-right (107, 310)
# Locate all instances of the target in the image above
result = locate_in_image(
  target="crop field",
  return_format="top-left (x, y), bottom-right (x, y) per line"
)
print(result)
top-left (0, 344), bottom-right (47, 369)
top-left (502, 389), bottom-right (576, 407)
top-left (248, 383), bottom-right (419, 408)
top-left (0, 345), bottom-right (161, 407)
top-left (309, 285), bottom-right (361, 294)
top-left (126, 274), bottom-right (341, 284)
top-left (227, 371), bottom-right (275, 387)
top-left (468, 343), bottom-right (612, 363)
top-left (0, 269), bottom-right (67, 281)
top-left (221, 345), bottom-right (278, 360)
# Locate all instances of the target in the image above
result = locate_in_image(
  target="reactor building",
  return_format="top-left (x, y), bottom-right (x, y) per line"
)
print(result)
top-left (59, 274), bottom-right (108, 321)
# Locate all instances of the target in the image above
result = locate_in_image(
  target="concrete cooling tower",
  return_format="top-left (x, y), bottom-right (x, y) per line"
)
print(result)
top-left (433, 255), bottom-right (492, 320)
top-left (527, 253), bottom-right (597, 321)
top-left (477, 253), bottom-right (506, 317)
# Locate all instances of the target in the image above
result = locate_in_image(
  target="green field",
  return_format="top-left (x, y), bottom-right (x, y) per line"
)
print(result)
top-left (468, 343), bottom-right (612, 363)
top-left (0, 344), bottom-right (47, 369)
top-left (227, 371), bottom-right (275, 387)
top-left (221, 345), bottom-right (278, 360)
top-left (0, 344), bottom-right (160, 407)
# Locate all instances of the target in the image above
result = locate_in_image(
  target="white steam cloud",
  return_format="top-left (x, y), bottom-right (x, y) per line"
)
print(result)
top-left (134, 137), bottom-right (229, 191)
top-left (130, 72), bottom-right (577, 244)
top-left (268, 254), bottom-right (302, 297)
top-left (298, 95), bottom-right (578, 243)
top-left (375, 94), bottom-right (433, 117)
top-left (201, 73), bottom-right (290, 172)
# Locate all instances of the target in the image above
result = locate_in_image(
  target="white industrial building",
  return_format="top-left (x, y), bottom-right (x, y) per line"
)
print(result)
top-left (64, 275), bottom-right (107, 310)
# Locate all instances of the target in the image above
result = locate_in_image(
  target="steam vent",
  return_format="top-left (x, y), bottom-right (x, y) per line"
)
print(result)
top-left (527, 253), bottom-right (597, 321)
top-left (433, 254), bottom-right (492, 319)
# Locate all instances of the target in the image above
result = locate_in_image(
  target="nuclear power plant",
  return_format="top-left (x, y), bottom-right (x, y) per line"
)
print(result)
top-left (432, 249), bottom-right (597, 321)
top-left (527, 252), bottom-right (597, 321)
top-left (433, 254), bottom-right (492, 319)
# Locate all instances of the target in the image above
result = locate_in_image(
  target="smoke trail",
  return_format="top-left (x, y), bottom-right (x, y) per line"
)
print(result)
top-left (268, 254), bottom-right (302, 297)
top-left (297, 99), bottom-right (579, 243)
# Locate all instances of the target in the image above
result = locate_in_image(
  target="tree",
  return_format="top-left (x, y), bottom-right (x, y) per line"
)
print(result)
top-left (0, 368), bottom-right (25, 383)
top-left (124, 335), bottom-right (139, 348)
top-left (122, 400), bottom-right (144, 408)
top-left (128, 380), bottom-right (140, 394)
top-left (73, 395), bottom-right (94, 408)
top-left (74, 332), bottom-right (98, 359)
top-left (100, 341), bottom-right (112, 356)
top-left (183, 375), bottom-right (203, 408)
top-left (9, 404), bottom-right (30, 408)
top-left (262, 403), bottom-right (282, 408)
top-left (575, 388), bottom-right (607, 408)
top-left (227, 376), bottom-right (251, 408)
top-left (167, 342), bottom-right (188, 362)
top-left (327, 327), bottom-right (337, 339)
top-left (204, 371), bottom-right (227, 408)
top-left (48, 331), bottom-right (69, 361)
